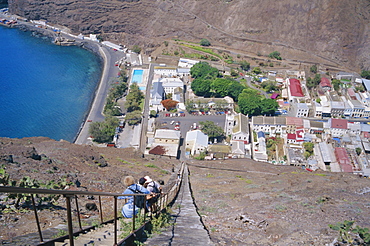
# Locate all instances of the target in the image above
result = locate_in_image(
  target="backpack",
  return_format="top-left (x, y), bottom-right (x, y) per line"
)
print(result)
top-left (128, 185), bottom-right (145, 209)
top-left (148, 181), bottom-right (160, 194)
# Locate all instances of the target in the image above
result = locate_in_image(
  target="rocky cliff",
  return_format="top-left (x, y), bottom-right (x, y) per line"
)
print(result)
top-left (8, 0), bottom-right (370, 71)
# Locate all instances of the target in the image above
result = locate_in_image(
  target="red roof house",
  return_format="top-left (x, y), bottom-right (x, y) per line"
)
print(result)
top-left (288, 78), bottom-right (304, 97)
top-left (347, 88), bottom-right (356, 100)
top-left (334, 147), bottom-right (353, 173)
top-left (286, 117), bottom-right (304, 128)
top-left (330, 118), bottom-right (348, 129)
top-left (320, 77), bottom-right (332, 89)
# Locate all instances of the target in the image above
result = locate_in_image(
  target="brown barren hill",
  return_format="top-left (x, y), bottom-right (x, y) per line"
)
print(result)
top-left (0, 137), bottom-right (177, 239)
top-left (187, 159), bottom-right (370, 245)
top-left (8, 0), bottom-right (370, 71)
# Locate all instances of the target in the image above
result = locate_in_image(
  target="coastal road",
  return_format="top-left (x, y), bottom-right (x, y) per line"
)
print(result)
top-left (0, 11), bottom-right (125, 145)
top-left (75, 45), bottom-right (124, 145)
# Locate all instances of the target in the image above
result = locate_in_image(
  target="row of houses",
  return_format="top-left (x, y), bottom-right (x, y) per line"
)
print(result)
top-left (250, 116), bottom-right (370, 176)
top-left (280, 77), bottom-right (370, 119)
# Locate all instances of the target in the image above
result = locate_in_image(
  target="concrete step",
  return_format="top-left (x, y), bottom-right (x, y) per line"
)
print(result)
top-left (55, 222), bottom-right (126, 246)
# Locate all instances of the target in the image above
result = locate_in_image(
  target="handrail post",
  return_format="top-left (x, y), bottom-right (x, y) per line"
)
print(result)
top-left (31, 194), bottom-right (43, 243)
top-left (98, 196), bottom-right (103, 223)
top-left (114, 196), bottom-right (118, 246)
top-left (74, 195), bottom-right (82, 231)
top-left (65, 195), bottom-right (74, 246)
top-left (132, 196), bottom-right (136, 232)
top-left (143, 195), bottom-right (147, 222)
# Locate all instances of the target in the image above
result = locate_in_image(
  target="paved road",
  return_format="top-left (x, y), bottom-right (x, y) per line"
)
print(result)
top-left (74, 45), bottom-right (124, 145)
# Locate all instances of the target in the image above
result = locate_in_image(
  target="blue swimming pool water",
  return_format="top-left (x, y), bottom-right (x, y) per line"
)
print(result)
top-left (131, 69), bottom-right (143, 84)
top-left (139, 86), bottom-right (146, 91)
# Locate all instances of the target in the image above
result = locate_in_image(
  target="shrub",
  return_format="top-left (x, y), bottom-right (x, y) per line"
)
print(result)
top-left (200, 38), bottom-right (211, 46)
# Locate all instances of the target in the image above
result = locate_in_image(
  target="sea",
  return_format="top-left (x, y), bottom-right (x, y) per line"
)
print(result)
top-left (0, 23), bottom-right (103, 142)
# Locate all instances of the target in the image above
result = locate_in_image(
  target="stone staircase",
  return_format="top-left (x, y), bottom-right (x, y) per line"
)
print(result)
top-left (54, 165), bottom-right (214, 246)
top-left (143, 165), bottom-right (214, 246)
top-left (55, 221), bottom-right (125, 246)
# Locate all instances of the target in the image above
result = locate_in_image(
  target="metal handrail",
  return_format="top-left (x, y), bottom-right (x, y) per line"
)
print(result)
top-left (0, 162), bottom-right (185, 246)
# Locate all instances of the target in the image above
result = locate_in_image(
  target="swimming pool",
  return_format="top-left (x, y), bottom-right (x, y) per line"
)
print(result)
top-left (139, 86), bottom-right (146, 91)
top-left (131, 69), bottom-right (143, 84)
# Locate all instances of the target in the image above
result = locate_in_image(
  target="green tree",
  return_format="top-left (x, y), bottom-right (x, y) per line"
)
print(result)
top-left (361, 70), bottom-right (370, 79)
top-left (132, 45), bottom-right (141, 54)
top-left (239, 61), bottom-right (251, 71)
top-left (310, 65), bottom-right (318, 74)
top-left (356, 147), bottom-right (362, 156)
top-left (230, 69), bottom-right (239, 77)
top-left (149, 110), bottom-right (157, 118)
top-left (261, 80), bottom-right (278, 92)
top-left (252, 67), bottom-right (262, 74)
top-left (268, 51), bottom-right (282, 60)
top-left (200, 38), bottom-right (211, 46)
top-left (89, 116), bottom-right (119, 143)
top-left (313, 73), bottom-right (321, 85)
top-left (190, 62), bottom-right (219, 79)
top-left (199, 120), bottom-right (225, 142)
top-left (125, 110), bottom-right (142, 125)
top-left (260, 99), bottom-right (278, 116)
top-left (125, 83), bottom-right (144, 112)
top-left (303, 142), bottom-right (314, 155)
top-left (191, 78), bottom-right (212, 97)
top-left (239, 60), bottom-right (250, 71)
top-left (210, 78), bottom-right (230, 97)
top-left (332, 79), bottom-right (341, 91)
top-left (238, 90), bottom-right (262, 116)
top-left (225, 81), bottom-right (245, 102)
top-left (306, 77), bottom-right (314, 89)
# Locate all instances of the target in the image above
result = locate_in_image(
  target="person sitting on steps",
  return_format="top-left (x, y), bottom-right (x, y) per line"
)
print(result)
top-left (118, 176), bottom-right (153, 218)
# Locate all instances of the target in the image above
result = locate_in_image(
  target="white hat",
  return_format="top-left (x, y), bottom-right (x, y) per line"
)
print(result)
top-left (144, 176), bottom-right (153, 183)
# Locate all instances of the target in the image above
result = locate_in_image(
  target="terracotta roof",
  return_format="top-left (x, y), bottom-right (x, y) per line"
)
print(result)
top-left (289, 78), bottom-right (304, 97)
top-left (334, 147), bottom-right (353, 173)
top-left (286, 116), bottom-right (303, 126)
top-left (347, 88), bottom-right (356, 97)
top-left (149, 145), bottom-right (167, 155)
top-left (330, 118), bottom-right (348, 129)
top-left (320, 77), bottom-right (332, 88)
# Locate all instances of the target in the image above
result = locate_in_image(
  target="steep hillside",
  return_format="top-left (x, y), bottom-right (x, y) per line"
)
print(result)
top-left (0, 137), bottom-right (177, 241)
top-left (8, 0), bottom-right (370, 71)
top-left (0, 137), bottom-right (369, 245)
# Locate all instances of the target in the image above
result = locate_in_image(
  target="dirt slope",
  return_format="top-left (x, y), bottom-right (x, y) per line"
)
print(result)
top-left (1, 137), bottom-right (369, 245)
top-left (8, 0), bottom-right (370, 71)
top-left (0, 137), bottom-right (177, 241)
top-left (188, 159), bottom-right (370, 245)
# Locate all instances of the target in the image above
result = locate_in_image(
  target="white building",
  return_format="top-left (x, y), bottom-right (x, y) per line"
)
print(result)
top-left (161, 77), bottom-right (184, 95)
top-left (178, 58), bottom-right (199, 68)
top-left (153, 66), bottom-right (178, 77)
top-left (185, 130), bottom-right (208, 156)
top-left (148, 129), bottom-right (181, 157)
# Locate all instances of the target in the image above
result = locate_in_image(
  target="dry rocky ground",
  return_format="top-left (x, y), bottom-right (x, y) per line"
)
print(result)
top-left (188, 159), bottom-right (370, 245)
top-left (1, 137), bottom-right (370, 245)
top-left (0, 137), bottom-right (178, 243)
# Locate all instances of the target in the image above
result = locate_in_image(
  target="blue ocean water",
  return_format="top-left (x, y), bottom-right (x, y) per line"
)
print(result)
top-left (0, 25), bottom-right (102, 142)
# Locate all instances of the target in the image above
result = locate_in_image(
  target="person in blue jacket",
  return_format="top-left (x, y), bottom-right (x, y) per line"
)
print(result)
top-left (118, 176), bottom-right (151, 218)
